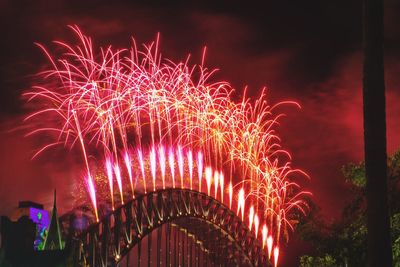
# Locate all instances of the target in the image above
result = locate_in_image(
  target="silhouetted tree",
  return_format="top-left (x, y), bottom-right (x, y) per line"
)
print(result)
top-left (298, 150), bottom-right (400, 266)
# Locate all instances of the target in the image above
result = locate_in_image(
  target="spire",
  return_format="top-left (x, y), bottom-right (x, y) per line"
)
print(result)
top-left (43, 189), bottom-right (64, 250)
top-left (53, 189), bottom-right (56, 209)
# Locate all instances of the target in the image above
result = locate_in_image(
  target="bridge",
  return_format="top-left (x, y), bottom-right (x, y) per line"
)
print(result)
top-left (63, 188), bottom-right (270, 267)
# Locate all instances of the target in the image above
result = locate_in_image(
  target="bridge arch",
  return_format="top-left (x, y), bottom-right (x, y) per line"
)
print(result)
top-left (70, 189), bottom-right (270, 266)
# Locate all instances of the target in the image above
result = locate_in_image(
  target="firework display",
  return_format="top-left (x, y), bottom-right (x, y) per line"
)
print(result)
top-left (25, 26), bottom-right (310, 265)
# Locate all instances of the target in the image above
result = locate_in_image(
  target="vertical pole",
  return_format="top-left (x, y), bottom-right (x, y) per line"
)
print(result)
top-left (114, 210), bottom-right (122, 263)
top-left (90, 231), bottom-right (96, 267)
top-left (166, 223), bottom-right (170, 267)
top-left (148, 231), bottom-right (152, 267)
top-left (189, 233), bottom-right (192, 267)
top-left (194, 239), bottom-right (197, 267)
top-left (363, 0), bottom-right (393, 266)
top-left (182, 230), bottom-right (185, 267)
top-left (138, 241), bottom-right (141, 267)
top-left (157, 227), bottom-right (161, 267)
top-left (102, 220), bottom-right (109, 266)
top-left (174, 226), bottom-right (178, 266)
top-left (178, 229), bottom-right (181, 267)
top-left (126, 249), bottom-right (130, 267)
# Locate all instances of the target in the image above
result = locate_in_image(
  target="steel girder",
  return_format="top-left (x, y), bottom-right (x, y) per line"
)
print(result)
top-left (69, 189), bottom-right (270, 267)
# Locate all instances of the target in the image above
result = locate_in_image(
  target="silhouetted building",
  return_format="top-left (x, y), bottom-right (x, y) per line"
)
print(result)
top-left (11, 201), bottom-right (50, 250)
top-left (0, 215), bottom-right (36, 266)
top-left (0, 191), bottom-right (69, 266)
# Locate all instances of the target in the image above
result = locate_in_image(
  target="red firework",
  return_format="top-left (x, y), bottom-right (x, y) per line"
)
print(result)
top-left (24, 25), bottom-right (311, 265)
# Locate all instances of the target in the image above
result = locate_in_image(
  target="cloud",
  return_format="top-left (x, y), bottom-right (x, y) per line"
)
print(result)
top-left (278, 52), bottom-right (400, 221)
top-left (0, 116), bottom-right (83, 216)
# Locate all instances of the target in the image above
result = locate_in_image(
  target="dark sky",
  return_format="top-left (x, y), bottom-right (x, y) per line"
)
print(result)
top-left (0, 0), bottom-right (399, 265)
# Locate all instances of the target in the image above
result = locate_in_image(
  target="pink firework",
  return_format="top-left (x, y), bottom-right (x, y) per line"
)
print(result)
top-left (158, 145), bottom-right (166, 189)
top-left (187, 150), bottom-right (193, 190)
top-left (87, 174), bottom-right (99, 222)
top-left (105, 156), bottom-right (114, 210)
top-left (168, 147), bottom-right (176, 188)
top-left (197, 151), bottom-right (203, 192)
top-left (249, 205), bottom-right (255, 231)
top-left (205, 167), bottom-right (212, 196)
top-left (25, 26), bottom-right (311, 263)
top-left (123, 150), bottom-right (134, 197)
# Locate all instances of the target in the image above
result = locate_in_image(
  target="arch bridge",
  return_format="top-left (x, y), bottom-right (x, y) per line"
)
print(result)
top-left (66, 189), bottom-right (271, 267)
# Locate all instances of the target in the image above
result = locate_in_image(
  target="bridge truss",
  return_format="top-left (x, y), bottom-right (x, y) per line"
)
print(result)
top-left (66, 189), bottom-right (271, 267)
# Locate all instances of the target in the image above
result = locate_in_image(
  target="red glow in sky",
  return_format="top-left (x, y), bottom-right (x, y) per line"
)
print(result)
top-left (0, 1), bottom-right (399, 266)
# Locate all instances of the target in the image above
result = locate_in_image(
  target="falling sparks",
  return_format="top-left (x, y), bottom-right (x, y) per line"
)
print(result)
top-left (214, 170), bottom-right (219, 199)
top-left (169, 148), bottom-right (176, 188)
top-left (254, 214), bottom-right (260, 238)
top-left (187, 150), bottom-right (193, 190)
top-left (138, 149), bottom-right (146, 193)
top-left (159, 145), bottom-right (166, 189)
top-left (113, 164), bottom-right (124, 204)
top-left (237, 188), bottom-right (245, 221)
top-left (267, 236), bottom-right (273, 260)
top-left (205, 167), bottom-right (212, 196)
top-left (87, 174), bottom-right (99, 222)
top-left (219, 171), bottom-right (224, 203)
top-left (229, 182), bottom-right (233, 209)
top-left (25, 26), bottom-right (311, 265)
top-left (274, 246), bottom-right (280, 267)
top-left (150, 147), bottom-right (157, 191)
top-left (262, 225), bottom-right (268, 249)
top-left (249, 205), bottom-right (255, 231)
top-left (177, 146), bottom-right (184, 189)
top-left (105, 157), bottom-right (114, 210)
top-left (197, 151), bottom-right (203, 192)
top-left (123, 150), bottom-right (134, 197)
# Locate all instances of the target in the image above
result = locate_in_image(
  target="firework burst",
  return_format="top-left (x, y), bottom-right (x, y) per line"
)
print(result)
top-left (25, 25), bottom-right (311, 265)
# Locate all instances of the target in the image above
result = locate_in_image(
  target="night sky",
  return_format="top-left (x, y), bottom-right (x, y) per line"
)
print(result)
top-left (0, 0), bottom-right (399, 265)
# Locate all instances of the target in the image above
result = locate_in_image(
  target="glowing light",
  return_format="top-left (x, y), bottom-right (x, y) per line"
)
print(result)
top-left (249, 205), bottom-right (255, 231)
top-left (228, 182), bottom-right (233, 209)
top-left (168, 147), bottom-right (175, 188)
top-left (177, 146), bottom-right (184, 189)
top-left (262, 224), bottom-right (268, 248)
top-left (205, 167), bottom-right (212, 196)
top-left (237, 188), bottom-right (245, 221)
top-left (137, 149), bottom-right (146, 193)
top-left (105, 157), bottom-right (114, 210)
top-left (254, 214), bottom-right (259, 238)
top-left (273, 246), bottom-right (279, 267)
top-left (159, 145), bottom-right (166, 189)
top-left (187, 150), bottom-right (193, 190)
top-left (123, 150), bottom-right (134, 197)
top-left (214, 171), bottom-right (219, 199)
top-left (113, 164), bottom-right (124, 204)
top-left (267, 235), bottom-right (273, 259)
top-left (87, 174), bottom-right (99, 222)
top-left (219, 171), bottom-right (224, 203)
top-left (150, 147), bottom-right (156, 191)
top-left (197, 151), bottom-right (203, 192)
